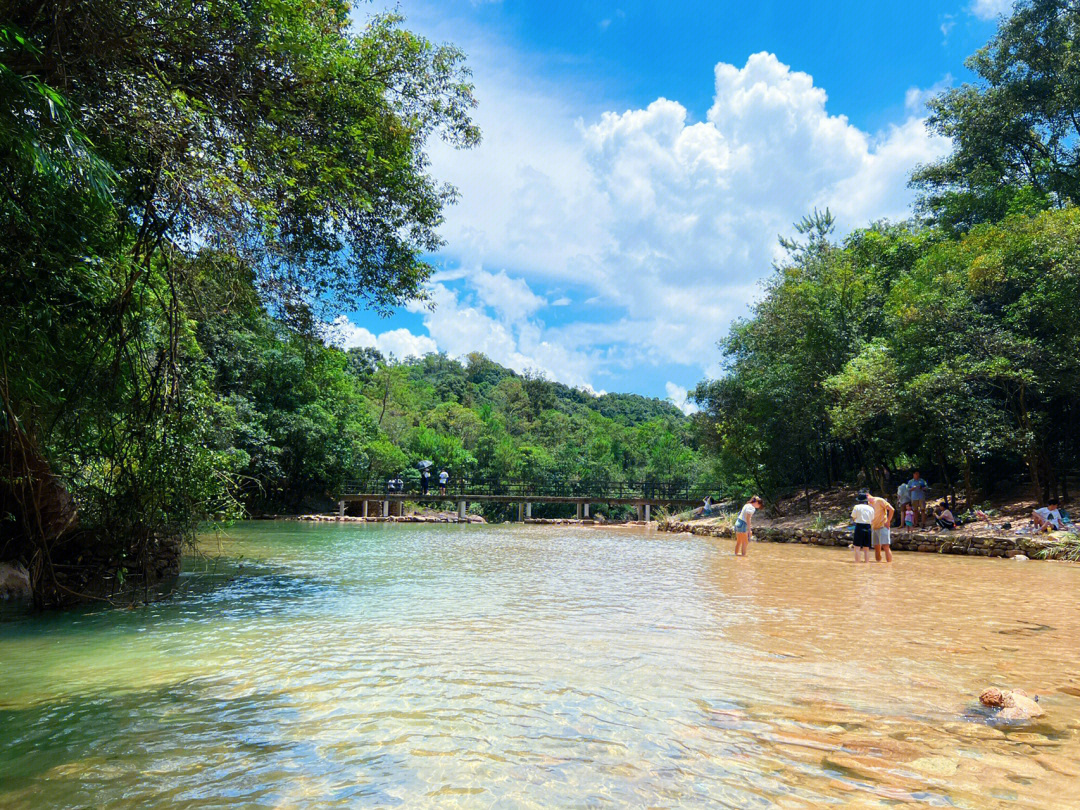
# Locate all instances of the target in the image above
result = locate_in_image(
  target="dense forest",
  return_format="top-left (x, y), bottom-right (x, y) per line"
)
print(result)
top-left (200, 292), bottom-right (702, 517)
top-left (691, 0), bottom-right (1080, 510)
top-left (1, 0), bottom-right (483, 604)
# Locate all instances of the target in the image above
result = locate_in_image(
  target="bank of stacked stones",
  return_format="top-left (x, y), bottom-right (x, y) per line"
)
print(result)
top-left (283, 513), bottom-right (486, 524)
top-left (659, 522), bottom-right (1061, 559)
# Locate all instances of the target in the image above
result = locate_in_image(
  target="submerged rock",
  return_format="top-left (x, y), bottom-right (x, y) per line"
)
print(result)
top-left (0, 562), bottom-right (31, 601)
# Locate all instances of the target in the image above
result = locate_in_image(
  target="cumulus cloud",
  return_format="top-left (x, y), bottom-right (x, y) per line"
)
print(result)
top-left (470, 269), bottom-right (546, 322)
top-left (406, 282), bottom-right (599, 388)
top-left (328, 316), bottom-right (438, 360)
top-left (905, 75), bottom-right (953, 114)
top-left (970, 0), bottom-right (1013, 20)
top-left (340, 19), bottom-right (953, 396)
top-left (665, 382), bottom-right (699, 415)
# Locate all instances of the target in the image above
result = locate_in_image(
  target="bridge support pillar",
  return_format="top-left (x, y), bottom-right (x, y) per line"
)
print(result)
top-left (644, 504), bottom-right (651, 522)
top-left (458, 500), bottom-right (467, 519)
top-left (525, 502), bottom-right (532, 519)
top-left (381, 500), bottom-right (389, 518)
top-left (338, 500), bottom-right (345, 518)
top-left (576, 503), bottom-right (583, 520)
top-left (637, 504), bottom-right (644, 521)
top-left (517, 502), bottom-right (524, 522)
top-left (583, 502), bottom-right (590, 518)
top-left (362, 500), bottom-right (369, 518)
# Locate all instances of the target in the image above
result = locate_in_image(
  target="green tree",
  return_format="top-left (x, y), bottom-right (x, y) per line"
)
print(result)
top-left (913, 0), bottom-right (1076, 231)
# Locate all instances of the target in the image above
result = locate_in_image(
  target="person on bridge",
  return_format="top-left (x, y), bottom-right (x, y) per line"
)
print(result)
top-left (734, 496), bottom-right (763, 556)
top-left (439, 469), bottom-right (449, 496)
top-left (420, 469), bottom-right (431, 496)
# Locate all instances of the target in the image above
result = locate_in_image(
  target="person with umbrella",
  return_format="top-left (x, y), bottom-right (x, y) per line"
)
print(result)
top-left (418, 460), bottom-right (433, 496)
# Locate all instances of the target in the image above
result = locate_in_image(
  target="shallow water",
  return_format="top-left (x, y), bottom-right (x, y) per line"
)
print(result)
top-left (2, 522), bottom-right (1080, 808)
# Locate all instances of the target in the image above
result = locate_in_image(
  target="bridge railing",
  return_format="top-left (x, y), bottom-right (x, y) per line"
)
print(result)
top-left (341, 476), bottom-right (723, 502)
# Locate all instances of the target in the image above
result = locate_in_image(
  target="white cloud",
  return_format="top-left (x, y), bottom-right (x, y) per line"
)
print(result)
top-left (470, 269), bottom-right (546, 322)
top-left (941, 16), bottom-right (956, 43)
top-left (970, 0), bottom-right (1012, 20)
top-left (551, 296), bottom-right (571, 306)
top-left (413, 50), bottom-right (949, 390)
top-left (348, 8), bottom-right (955, 396)
top-left (905, 74), bottom-right (953, 114)
top-left (665, 382), bottom-right (699, 415)
top-left (407, 281), bottom-right (599, 388)
top-left (327, 316), bottom-right (438, 360)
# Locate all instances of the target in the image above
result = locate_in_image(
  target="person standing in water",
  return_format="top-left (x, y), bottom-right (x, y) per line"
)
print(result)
top-left (734, 496), bottom-right (763, 556)
top-left (851, 492), bottom-right (875, 563)
top-left (868, 491), bottom-right (894, 562)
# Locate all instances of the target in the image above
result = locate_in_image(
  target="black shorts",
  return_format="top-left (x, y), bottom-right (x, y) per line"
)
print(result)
top-left (853, 524), bottom-right (873, 548)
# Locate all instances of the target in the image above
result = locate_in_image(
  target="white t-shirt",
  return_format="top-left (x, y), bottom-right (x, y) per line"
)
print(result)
top-left (439, 471), bottom-right (449, 484)
top-left (852, 504), bottom-right (875, 525)
top-left (1035, 507), bottom-right (1062, 528)
top-left (738, 503), bottom-right (757, 522)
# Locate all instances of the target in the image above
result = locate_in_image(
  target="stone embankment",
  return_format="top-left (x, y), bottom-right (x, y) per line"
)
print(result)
top-left (659, 522), bottom-right (1064, 559)
top-left (284, 513), bottom-right (486, 524)
top-left (524, 518), bottom-right (650, 526)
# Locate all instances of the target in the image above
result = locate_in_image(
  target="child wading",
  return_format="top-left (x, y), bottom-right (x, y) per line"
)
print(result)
top-left (851, 493), bottom-right (875, 563)
top-left (734, 496), bottom-right (763, 556)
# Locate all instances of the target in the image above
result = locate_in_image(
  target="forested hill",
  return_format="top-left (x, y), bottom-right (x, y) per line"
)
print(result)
top-left (395, 352), bottom-right (684, 428)
top-left (206, 316), bottom-right (706, 515)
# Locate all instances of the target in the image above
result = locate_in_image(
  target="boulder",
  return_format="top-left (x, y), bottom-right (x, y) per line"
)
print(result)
top-left (0, 562), bottom-right (31, 601)
top-left (979, 687), bottom-right (1044, 721)
top-left (1002, 690), bottom-right (1044, 719)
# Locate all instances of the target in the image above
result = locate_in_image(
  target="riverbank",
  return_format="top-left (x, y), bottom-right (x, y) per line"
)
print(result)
top-left (659, 520), bottom-right (1072, 559)
top-left (663, 483), bottom-right (1080, 560)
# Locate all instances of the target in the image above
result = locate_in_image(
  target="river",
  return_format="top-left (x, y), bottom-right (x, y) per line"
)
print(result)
top-left (2, 521), bottom-right (1079, 808)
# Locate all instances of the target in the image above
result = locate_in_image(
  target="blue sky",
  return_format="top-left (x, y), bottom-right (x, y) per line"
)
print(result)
top-left (331, 0), bottom-right (1013, 410)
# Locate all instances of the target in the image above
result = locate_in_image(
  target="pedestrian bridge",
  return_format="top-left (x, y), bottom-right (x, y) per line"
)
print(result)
top-left (336, 478), bottom-right (720, 521)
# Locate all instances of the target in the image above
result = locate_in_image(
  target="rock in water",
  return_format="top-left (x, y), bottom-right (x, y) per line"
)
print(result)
top-left (979, 687), bottom-right (1044, 721)
top-left (1002, 691), bottom-right (1044, 719)
top-left (0, 562), bottom-right (31, 601)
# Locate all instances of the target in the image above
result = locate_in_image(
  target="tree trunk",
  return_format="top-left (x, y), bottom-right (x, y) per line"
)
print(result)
top-left (1043, 449), bottom-right (1056, 505)
top-left (961, 452), bottom-right (975, 509)
top-left (936, 453), bottom-right (955, 510)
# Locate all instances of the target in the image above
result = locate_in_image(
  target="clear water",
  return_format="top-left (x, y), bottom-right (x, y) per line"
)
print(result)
top-left (2, 521), bottom-right (1079, 808)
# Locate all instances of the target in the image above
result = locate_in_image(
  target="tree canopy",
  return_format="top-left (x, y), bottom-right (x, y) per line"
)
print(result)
top-left (1, 0), bottom-right (479, 604)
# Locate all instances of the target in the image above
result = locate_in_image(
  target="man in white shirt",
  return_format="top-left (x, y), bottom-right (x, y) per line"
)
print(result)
top-left (438, 469), bottom-right (449, 496)
top-left (851, 492), bottom-right (876, 563)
